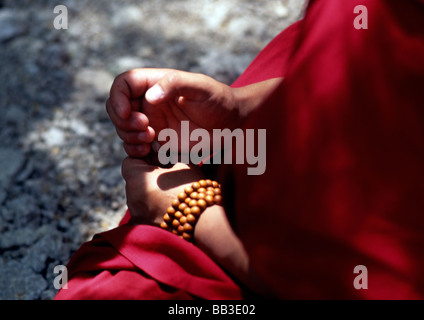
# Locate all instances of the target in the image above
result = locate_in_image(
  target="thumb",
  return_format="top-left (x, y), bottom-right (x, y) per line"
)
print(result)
top-left (144, 71), bottom-right (210, 104)
top-left (145, 83), bottom-right (166, 103)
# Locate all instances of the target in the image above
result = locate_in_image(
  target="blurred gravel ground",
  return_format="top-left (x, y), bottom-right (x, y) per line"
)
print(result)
top-left (0, 0), bottom-right (306, 299)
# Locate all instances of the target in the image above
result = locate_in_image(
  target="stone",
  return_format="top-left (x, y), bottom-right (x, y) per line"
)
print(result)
top-left (0, 147), bottom-right (25, 192)
top-left (111, 5), bottom-right (144, 29)
top-left (111, 56), bottom-right (146, 75)
top-left (42, 127), bottom-right (65, 147)
top-left (15, 158), bottom-right (34, 183)
top-left (3, 193), bottom-right (42, 227)
top-left (4, 105), bottom-right (27, 125)
top-left (68, 119), bottom-right (90, 136)
top-left (75, 68), bottom-right (114, 100)
top-left (201, 1), bottom-right (233, 30)
top-left (0, 191), bottom-right (6, 205)
top-left (0, 259), bottom-right (47, 300)
top-left (0, 226), bottom-right (39, 250)
top-left (21, 226), bottom-right (68, 273)
top-left (0, 9), bottom-right (28, 43)
top-left (273, 2), bottom-right (289, 18)
top-left (98, 165), bottom-right (123, 187)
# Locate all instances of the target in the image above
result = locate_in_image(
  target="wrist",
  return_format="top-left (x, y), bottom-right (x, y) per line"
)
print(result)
top-left (231, 77), bottom-right (283, 124)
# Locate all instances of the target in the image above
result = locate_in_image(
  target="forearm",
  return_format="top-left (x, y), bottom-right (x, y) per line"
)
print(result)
top-left (194, 205), bottom-right (273, 296)
top-left (231, 77), bottom-right (283, 124)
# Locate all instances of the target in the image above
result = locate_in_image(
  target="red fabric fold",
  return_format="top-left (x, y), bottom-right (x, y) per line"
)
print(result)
top-left (55, 224), bottom-right (242, 300)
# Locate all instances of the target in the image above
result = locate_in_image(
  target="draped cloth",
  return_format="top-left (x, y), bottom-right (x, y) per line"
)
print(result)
top-left (55, 0), bottom-right (424, 299)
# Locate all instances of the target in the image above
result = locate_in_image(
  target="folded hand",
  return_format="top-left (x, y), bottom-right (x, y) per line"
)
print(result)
top-left (121, 157), bottom-right (204, 225)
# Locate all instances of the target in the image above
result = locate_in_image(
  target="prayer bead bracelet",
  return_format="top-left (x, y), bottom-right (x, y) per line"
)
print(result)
top-left (160, 179), bottom-right (222, 242)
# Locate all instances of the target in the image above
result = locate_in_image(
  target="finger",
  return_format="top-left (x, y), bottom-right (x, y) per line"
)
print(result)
top-left (107, 99), bottom-right (150, 131)
top-left (105, 98), bottom-right (121, 125)
top-left (109, 68), bottom-right (174, 119)
top-left (123, 142), bottom-right (151, 158)
top-left (116, 126), bottom-right (155, 145)
top-left (122, 156), bottom-right (150, 182)
top-left (145, 71), bottom-right (214, 104)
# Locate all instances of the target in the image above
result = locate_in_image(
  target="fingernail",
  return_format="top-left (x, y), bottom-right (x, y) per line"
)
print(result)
top-left (145, 84), bottom-right (164, 102)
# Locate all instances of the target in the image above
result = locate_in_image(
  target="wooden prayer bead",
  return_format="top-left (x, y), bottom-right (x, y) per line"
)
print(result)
top-left (171, 199), bottom-right (180, 208)
top-left (197, 199), bottom-right (207, 210)
top-left (161, 179), bottom-right (222, 243)
top-left (182, 232), bottom-right (192, 241)
top-left (188, 199), bottom-right (197, 207)
top-left (186, 214), bottom-right (196, 224)
top-left (177, 225), bottom-right (185, 234)
top-left (183, 223), bottom-right (193, 232)
top-left (205, 190), bottom-right (214, 196)
top-left (184, 186), bottom-right (194, 195)
top-left (163, 213), bottom-right (171, 222)
top-left (205, 195), bottom-right (214, 206)
top-left (178, 192), bottom-right (187, 201)
top-left (178, 202), bottom-right (188, 212)
top-left (191, 206), bottom-right (201, 216)
top-left (213, 195), bottom-right (222, 205)
top-left (172, 219), bottom-right (180, 227)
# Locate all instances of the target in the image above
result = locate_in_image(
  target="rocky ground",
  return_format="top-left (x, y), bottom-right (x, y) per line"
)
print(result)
top-left (0, 0), bottom-right (306, 299)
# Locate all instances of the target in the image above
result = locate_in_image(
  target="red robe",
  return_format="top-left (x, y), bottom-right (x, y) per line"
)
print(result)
top-left (56, 0), bottom-right (424, 299)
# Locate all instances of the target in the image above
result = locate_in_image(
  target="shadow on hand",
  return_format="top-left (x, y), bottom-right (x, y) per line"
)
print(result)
top-left (156, 166), bottom-right (201, 191)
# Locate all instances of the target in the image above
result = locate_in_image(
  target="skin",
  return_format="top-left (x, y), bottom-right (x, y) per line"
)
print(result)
top-left (107, 68), bottom-right (282, 296)
top-left (106, 68), bottom-right (282, 157)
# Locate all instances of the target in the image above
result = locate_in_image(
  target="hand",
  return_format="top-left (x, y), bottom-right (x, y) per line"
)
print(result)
top-left (106, 69), bottom-right (240, 158)
top-left (121, 157), bottom-right (204, 225)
